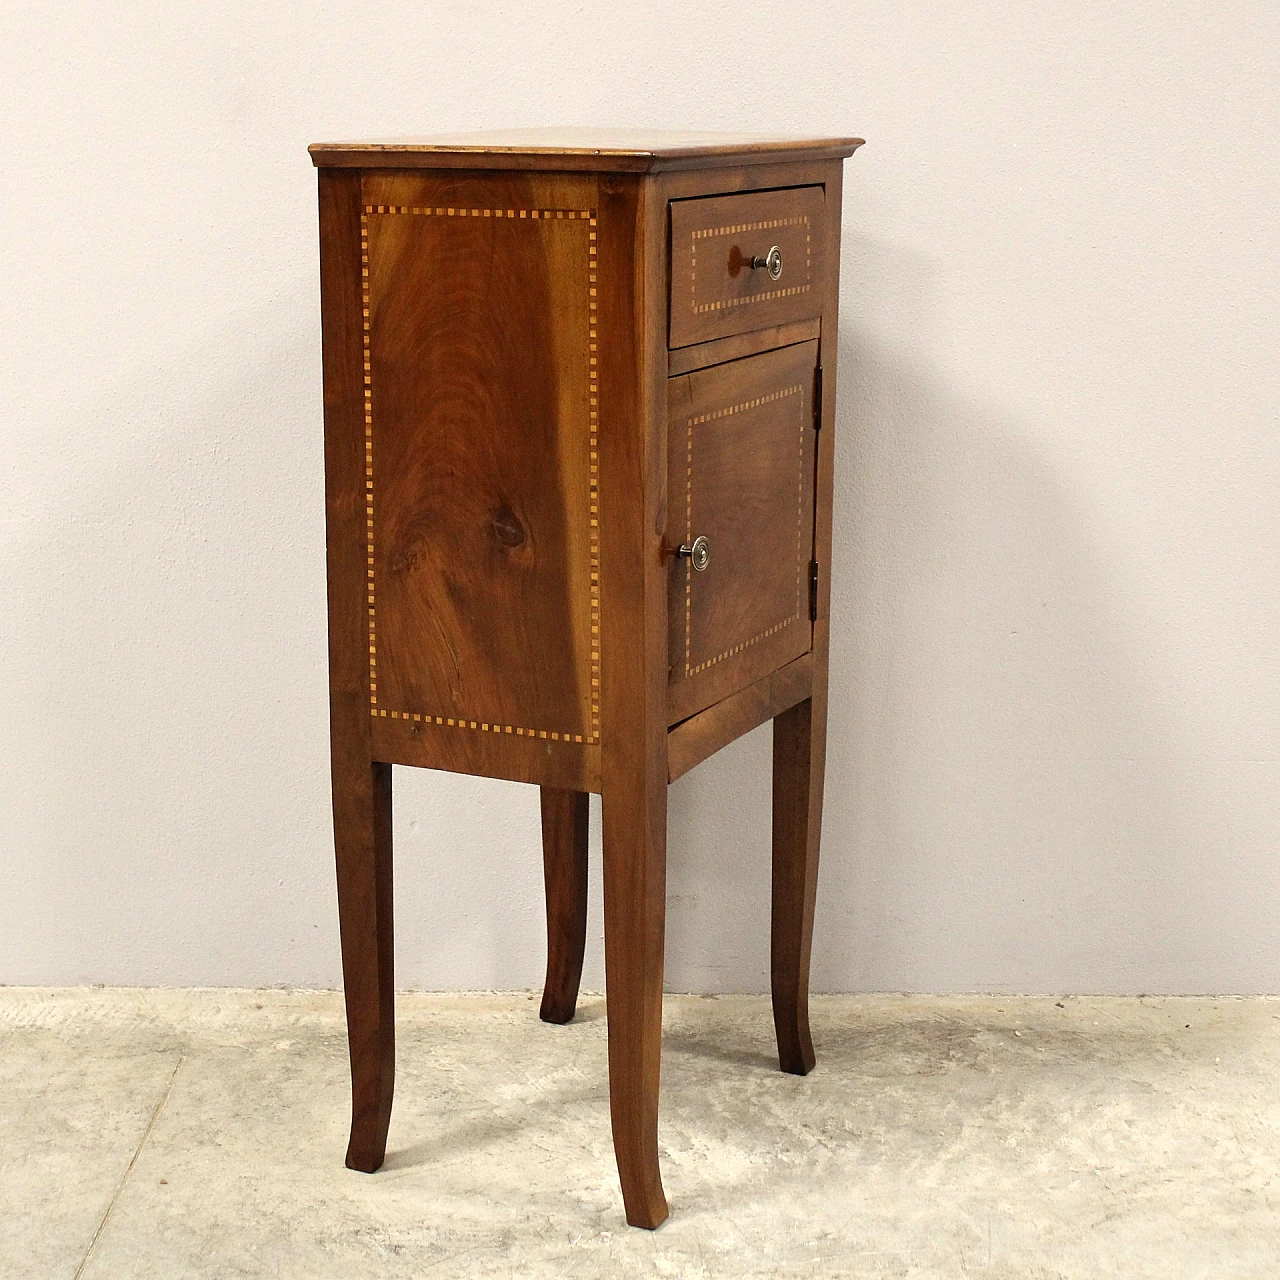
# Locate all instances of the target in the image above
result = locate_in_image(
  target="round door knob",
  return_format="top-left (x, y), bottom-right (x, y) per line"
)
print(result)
top-left (677, 535), bottom-right (711, 572)
top-left (750, 245), bottom-right (783, 281)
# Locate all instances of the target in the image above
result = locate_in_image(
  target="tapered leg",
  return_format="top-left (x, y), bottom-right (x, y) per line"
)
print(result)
top-left (771, 693), bottom-right (828, 1075)
top-left (333, 756), bottom-right (395, 1171)
top-left (318, 166), bottom-right (396, 1174)
top-left (594, 171), bottom-right (668, 1227)
top-left (539, 787), bottom-right (590, 1024)
top-left (601, 775), bottom-right (669, 1229)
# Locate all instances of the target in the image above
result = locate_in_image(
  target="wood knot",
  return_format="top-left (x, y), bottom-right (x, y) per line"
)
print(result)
top-left (489, 504), bottom-right (527, 550)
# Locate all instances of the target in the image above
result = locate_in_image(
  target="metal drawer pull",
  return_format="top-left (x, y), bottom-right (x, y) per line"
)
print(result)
top-left (677, 535), bottom-right (711, 572)
top-left (749, 245), bottom-right (783, 281)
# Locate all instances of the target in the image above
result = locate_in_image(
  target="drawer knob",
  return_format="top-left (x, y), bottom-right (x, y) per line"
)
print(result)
top-left (677, 535), bottom-right (711, 572)
top-left (749, 245), bottom-right (783, 281)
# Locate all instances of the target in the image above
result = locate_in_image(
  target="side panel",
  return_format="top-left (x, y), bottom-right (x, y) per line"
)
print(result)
top-left (360, 171), bottom-right (599, 747)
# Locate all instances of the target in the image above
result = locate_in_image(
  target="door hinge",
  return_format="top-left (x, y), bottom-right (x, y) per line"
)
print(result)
top-left (809, 559), bottom-right (820, 621)
top-left (813, 364), bottom-right (823, 428)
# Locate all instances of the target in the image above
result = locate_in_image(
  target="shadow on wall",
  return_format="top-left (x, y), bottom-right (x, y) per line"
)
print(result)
top-left (669, 232), bottom-right (1261, 996)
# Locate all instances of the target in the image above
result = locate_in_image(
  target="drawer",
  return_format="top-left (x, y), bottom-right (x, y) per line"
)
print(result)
top-left (668, 186), bottom-right (826, 349)
top-left (666, 340), bottom-right (819, 722)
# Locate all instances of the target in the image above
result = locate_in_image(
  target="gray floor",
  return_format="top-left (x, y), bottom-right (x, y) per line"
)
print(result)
top-left (3, 990), bottom-right (1278, 1279)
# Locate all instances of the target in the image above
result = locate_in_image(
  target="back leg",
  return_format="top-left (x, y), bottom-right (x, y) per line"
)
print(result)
top-left (539, 787), bottom-right (589, 1024)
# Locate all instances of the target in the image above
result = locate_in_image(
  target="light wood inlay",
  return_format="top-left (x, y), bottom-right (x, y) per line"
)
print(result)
top-left (681, 384), bottom-right (807, 676)
top-left (691, 216), bottom-right (811, 315)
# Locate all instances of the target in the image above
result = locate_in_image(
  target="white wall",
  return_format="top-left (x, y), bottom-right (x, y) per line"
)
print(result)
top-left (2, 2), bottom-right (1277, 994)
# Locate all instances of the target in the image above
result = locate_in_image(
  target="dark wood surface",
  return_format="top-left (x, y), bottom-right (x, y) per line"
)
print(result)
top-left (660, 158), bottom-right (849, 201)
top-left (319, 168), bottom-right (397, 1173)
top-left (362, 171), bottom-right (599, 746)
top-left (371, 716), bottom-right (599, 791)
top-left (669, 186), bottom-right (826, 348)
top-left (539, 788), bottom-right (590, 1024)
top-left (317, 143), bottom-right (855, 1228)
top-left (666, 340), bottom-right (817, 723)
top-left (667, 653), bottom-right (812, 784)
top-left (771, 697), bottom-right (821, 1074)
top-left (597, 172), bottom-right (671, 1229)
top-left (667, 317), bottom-right (820, 377)
top-left (310, 128), bottom-right (863, 173)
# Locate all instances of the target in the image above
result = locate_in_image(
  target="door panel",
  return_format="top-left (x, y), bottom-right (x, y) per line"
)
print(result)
top-left (667, 340), bottom-right (818, 722)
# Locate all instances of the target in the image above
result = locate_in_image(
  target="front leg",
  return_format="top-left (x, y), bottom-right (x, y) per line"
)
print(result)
top-left (319, 165), bottom-right (396, 1173)
top-left (333, 754), bottom-right (395, 1171)
top-left (601, 766), bottom-right (669, 1229)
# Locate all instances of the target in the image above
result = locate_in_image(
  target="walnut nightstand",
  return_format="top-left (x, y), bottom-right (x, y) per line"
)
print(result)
top-left (310, 128), bottom-right (863, 1228)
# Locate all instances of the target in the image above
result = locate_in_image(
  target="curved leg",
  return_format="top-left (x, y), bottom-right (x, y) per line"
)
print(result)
top-left (539, 787), bottom-right (590, 1024)
top-left (594, 169), bottom-right (668, 1228)
top-left (601, 772), bottom-right (669, 1229)
top-left (320, 168), bottom-right (396, 1173)
top-left (771, 693), bottom-right (827, 1075)
top-left (333, 756), bottom-right (395, 1170)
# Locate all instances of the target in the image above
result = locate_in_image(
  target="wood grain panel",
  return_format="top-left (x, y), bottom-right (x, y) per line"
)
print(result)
top-left (369, 716), bottom-right (599, 791)
top-left (667, 653), bottom-right (812, 783)
top-left (666, 341), bottom-right (817, 721)
top-left (361, 174), bottom-right (599, 744)
top-left (669, 187), bottom-right (825, 347)
top-left (666, 318), bottom-right (820, 377)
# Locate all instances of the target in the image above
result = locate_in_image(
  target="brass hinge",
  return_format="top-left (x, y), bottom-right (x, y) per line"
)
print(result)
top-left (813, 364), bottom-right (823, 428)
top-left (809, 559), bottom-right (819, 621)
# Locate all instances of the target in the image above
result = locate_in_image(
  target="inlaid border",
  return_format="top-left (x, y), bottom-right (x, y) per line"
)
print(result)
top-left (690, 216), bottom-right (812, 316)
top-left (360, 203), bottom-right (600, 744)
top-left (683, 383), bottom-right (808, 676)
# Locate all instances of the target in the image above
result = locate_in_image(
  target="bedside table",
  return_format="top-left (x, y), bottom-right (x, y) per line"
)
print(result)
top-left (310, 128), bottom-right (863, 1228)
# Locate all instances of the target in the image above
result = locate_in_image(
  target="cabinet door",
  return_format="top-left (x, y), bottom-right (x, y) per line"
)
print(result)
top-left (666, 340), bottom-right (818, 722)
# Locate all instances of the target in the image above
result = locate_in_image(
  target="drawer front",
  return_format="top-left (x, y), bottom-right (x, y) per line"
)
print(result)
top-left (669, 187), bottom-right (826, 348)
top-left (667, 341), bottom-right (818, 722)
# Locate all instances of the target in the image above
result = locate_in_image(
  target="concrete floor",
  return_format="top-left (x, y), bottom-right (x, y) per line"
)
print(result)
top-left (3, 991), bottom-right (1278, 1279)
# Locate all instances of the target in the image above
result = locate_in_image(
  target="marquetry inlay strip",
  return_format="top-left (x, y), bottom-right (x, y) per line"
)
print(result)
top-left (684, 383), bottom-right (809, 676)
top-left (689, 216), bottom-right (812, 316)
top-left (361, 204), bottom-right (600, 744)
top-left (795, 396), bottom-right (808, 620)
top-left (587, 216), bottom-right (600, 740)
top-left (687, 385), bottom-right (801, 428)
top-left (366, 204), bottom-right (592, 220)
top-left (689, 615), bottom-right (798, 676)
top-left (683, 424), bottom-right (693, 674)
top-left (361, 215), bottom-right (377, 713)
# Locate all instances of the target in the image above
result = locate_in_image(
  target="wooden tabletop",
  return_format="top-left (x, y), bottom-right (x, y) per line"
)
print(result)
top-left (308, 128), bottom-right (864, 173)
